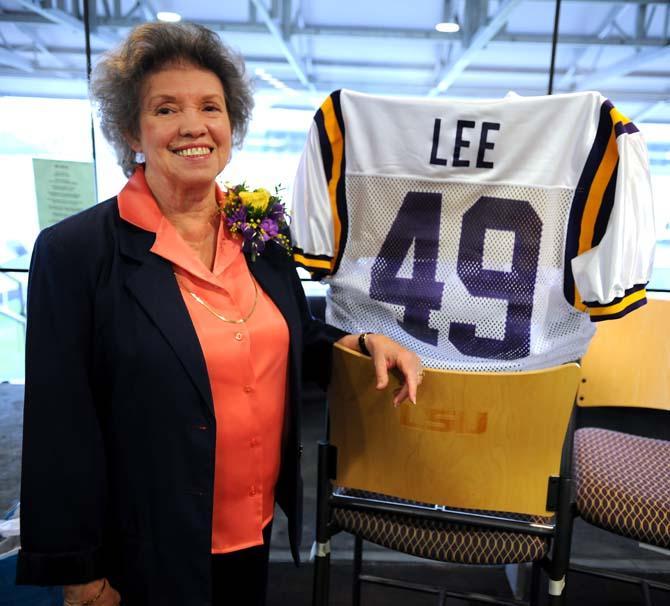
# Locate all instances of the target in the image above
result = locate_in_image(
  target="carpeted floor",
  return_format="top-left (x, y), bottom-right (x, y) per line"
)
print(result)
top-left (267, 560), bottom-right (670, 605)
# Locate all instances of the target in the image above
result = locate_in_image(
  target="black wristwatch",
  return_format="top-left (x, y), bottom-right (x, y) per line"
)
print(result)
top-left (358, 332), bottom-right (373, 356)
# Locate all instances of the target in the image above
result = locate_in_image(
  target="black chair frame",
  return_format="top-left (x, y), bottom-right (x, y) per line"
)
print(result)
top-left (313, 432), bottom-right (579, 606)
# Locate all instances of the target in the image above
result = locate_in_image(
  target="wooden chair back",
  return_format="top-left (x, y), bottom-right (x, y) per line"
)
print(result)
top-left (328, 344), bottom-right (581, 517)
top-left (577, 298), bottom-right (670, 410)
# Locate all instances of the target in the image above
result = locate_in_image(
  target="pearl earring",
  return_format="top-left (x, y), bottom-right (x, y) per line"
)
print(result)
top-left (135, 151), bottom-right (145, 163)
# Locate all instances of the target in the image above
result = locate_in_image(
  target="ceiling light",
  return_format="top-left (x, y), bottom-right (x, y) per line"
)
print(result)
top-left (157, 11), bottom-right (182, 23)
top-left (435, 22), bottom-right (460, 33)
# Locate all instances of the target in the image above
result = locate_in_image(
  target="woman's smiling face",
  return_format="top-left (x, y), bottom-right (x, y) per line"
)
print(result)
top-left (130, 62), bottom-right (233, 192)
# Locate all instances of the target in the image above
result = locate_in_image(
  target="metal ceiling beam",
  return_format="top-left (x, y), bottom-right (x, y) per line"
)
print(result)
top-left (30, 41), bottom-right (68, 69)
top-left (632, 99), bottom-right (668, 122)
top-left (428, 0), bottom-right (523, 96)
top-left (15, 0), bottom-right (86, 30)
top-left (636, 3), bottom-right (648, 39)
top-left (0, 64), bottom-right (664, 97)
top-left (15, 24), bottom-right (68, 69)
top-left (0, 48), bottom-right (33, 73)
top-left (0, 66), bottom-right (87, 76)
top-left (14, 0), bottom-right (117, 46)
top-left (248, 0), bottom-right (315, 92)
top-left (138, 0), bottom-right (157, 22)
top-left (281, 0), bottom-right (291, 40)
top-left (575, 44), bottom-right (670, 90)
top-left (300, 24), bottom-right (670, 47)
top-left (1, 12), bottom-right (668, 49)
top-left (101, 0), bottom-right (112, 19)
top-left (0, 44), bottom-right (664, 82)
top-left (461, 0), bottom-right (488, 48)
top-left (494, 32), bottom-right (667, 46)
top-left (299, 23), bottom-right (456, 40)
top-left (558, 4), bottom-right (628, 88)
top-left (645, 4), bottom-right (658, 34)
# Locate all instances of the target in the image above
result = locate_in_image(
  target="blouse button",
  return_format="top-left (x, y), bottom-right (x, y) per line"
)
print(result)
top-left (234, 332), bottom-right (243, 341)
top-left (249, 486), bottom-right (257, 496)
top-left (243, 385), bottom-right (253, 393)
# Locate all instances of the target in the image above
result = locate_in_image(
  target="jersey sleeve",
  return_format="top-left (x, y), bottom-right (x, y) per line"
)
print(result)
top-left (291, 90), bottom-right (347, 279)
top-left (569, 102), bottom-right (655, 322)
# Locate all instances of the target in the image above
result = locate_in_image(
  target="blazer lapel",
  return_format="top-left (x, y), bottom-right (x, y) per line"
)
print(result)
top-left (119, 220), bottom-right (214, 416)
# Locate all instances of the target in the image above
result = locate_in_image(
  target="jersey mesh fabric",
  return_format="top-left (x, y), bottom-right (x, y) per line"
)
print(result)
top-left (324, 175), bottom-right (591, 371)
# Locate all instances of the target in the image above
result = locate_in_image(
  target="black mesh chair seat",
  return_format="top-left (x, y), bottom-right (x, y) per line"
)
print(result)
top-left (573, 427), bottom-right (670, 548)
top-left (332, 488), bottom-right (553, 565)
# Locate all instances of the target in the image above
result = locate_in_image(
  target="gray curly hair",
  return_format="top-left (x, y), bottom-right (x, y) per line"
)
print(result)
top-left (90, 22), bottom-right (254, 177)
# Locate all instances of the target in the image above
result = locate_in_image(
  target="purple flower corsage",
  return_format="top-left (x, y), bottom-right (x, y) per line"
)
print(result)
top-left (219, 183), bottom-right (291, 262)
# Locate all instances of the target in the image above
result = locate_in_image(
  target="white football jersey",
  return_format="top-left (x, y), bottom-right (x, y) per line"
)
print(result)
top-left (291, 89), bottom-right (655, 371)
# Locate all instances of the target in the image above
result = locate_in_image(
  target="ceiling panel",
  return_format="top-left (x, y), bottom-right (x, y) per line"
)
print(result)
top-left (0, 0), bottom-right (667, 123)
top-left (303, 0), bottom-right (443, 28)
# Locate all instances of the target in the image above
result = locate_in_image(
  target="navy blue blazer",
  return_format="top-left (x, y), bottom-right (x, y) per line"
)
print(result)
top-left (17, 198), bottom-right (346, 605)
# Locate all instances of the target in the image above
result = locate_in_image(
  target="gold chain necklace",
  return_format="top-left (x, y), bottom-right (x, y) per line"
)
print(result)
top-left (176, 276), bottom-right (259, 324)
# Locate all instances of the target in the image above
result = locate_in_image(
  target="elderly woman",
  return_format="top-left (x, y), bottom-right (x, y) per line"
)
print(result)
top-left (16, 21), bottom-right (421, 606)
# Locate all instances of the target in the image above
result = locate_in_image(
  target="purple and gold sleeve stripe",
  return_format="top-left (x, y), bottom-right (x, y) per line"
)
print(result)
top-left (293, 247), bottom-right (334, 278)
top-left (584, 283), bottom-right (648, 322)
top-left (614, 121), bottom-right (639, 137)
top-left (313, 90), bottom-right (348, 276)
top-left (563, 100), bottom-right (639, 311)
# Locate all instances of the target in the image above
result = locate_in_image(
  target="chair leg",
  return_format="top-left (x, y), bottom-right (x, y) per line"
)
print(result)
top-left (313, 442), bottom-right (335, 606)
top-left (352, 535), bottom-right (363, 606)
top-left (641, 581), bottom-right (653, 606)
top-left (529, 561), bottom-right (542, 606)
top-left (547, 478), bottom-right (576, 606)
top-left (313, 548), bottom-right (332, 606)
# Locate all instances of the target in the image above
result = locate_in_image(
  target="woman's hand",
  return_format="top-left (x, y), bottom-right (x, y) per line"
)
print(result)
top-left (63, 578), bottom-right (121, 606)
top-left (337, 333), bottom-right (423, 405)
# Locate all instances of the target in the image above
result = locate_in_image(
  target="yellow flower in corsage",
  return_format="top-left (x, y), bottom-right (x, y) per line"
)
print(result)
top-left (220, 182), bottom-right (292, 262)
top-left (238, 188), bottom-right (272, 213)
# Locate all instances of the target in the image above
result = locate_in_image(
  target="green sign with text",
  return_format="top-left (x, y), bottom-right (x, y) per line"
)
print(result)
top-left (33, 158), bottom-right (96, 230)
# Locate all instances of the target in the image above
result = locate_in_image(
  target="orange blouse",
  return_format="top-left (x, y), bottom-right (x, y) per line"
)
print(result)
top-left (118, 168), bottom-right (289, 553)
